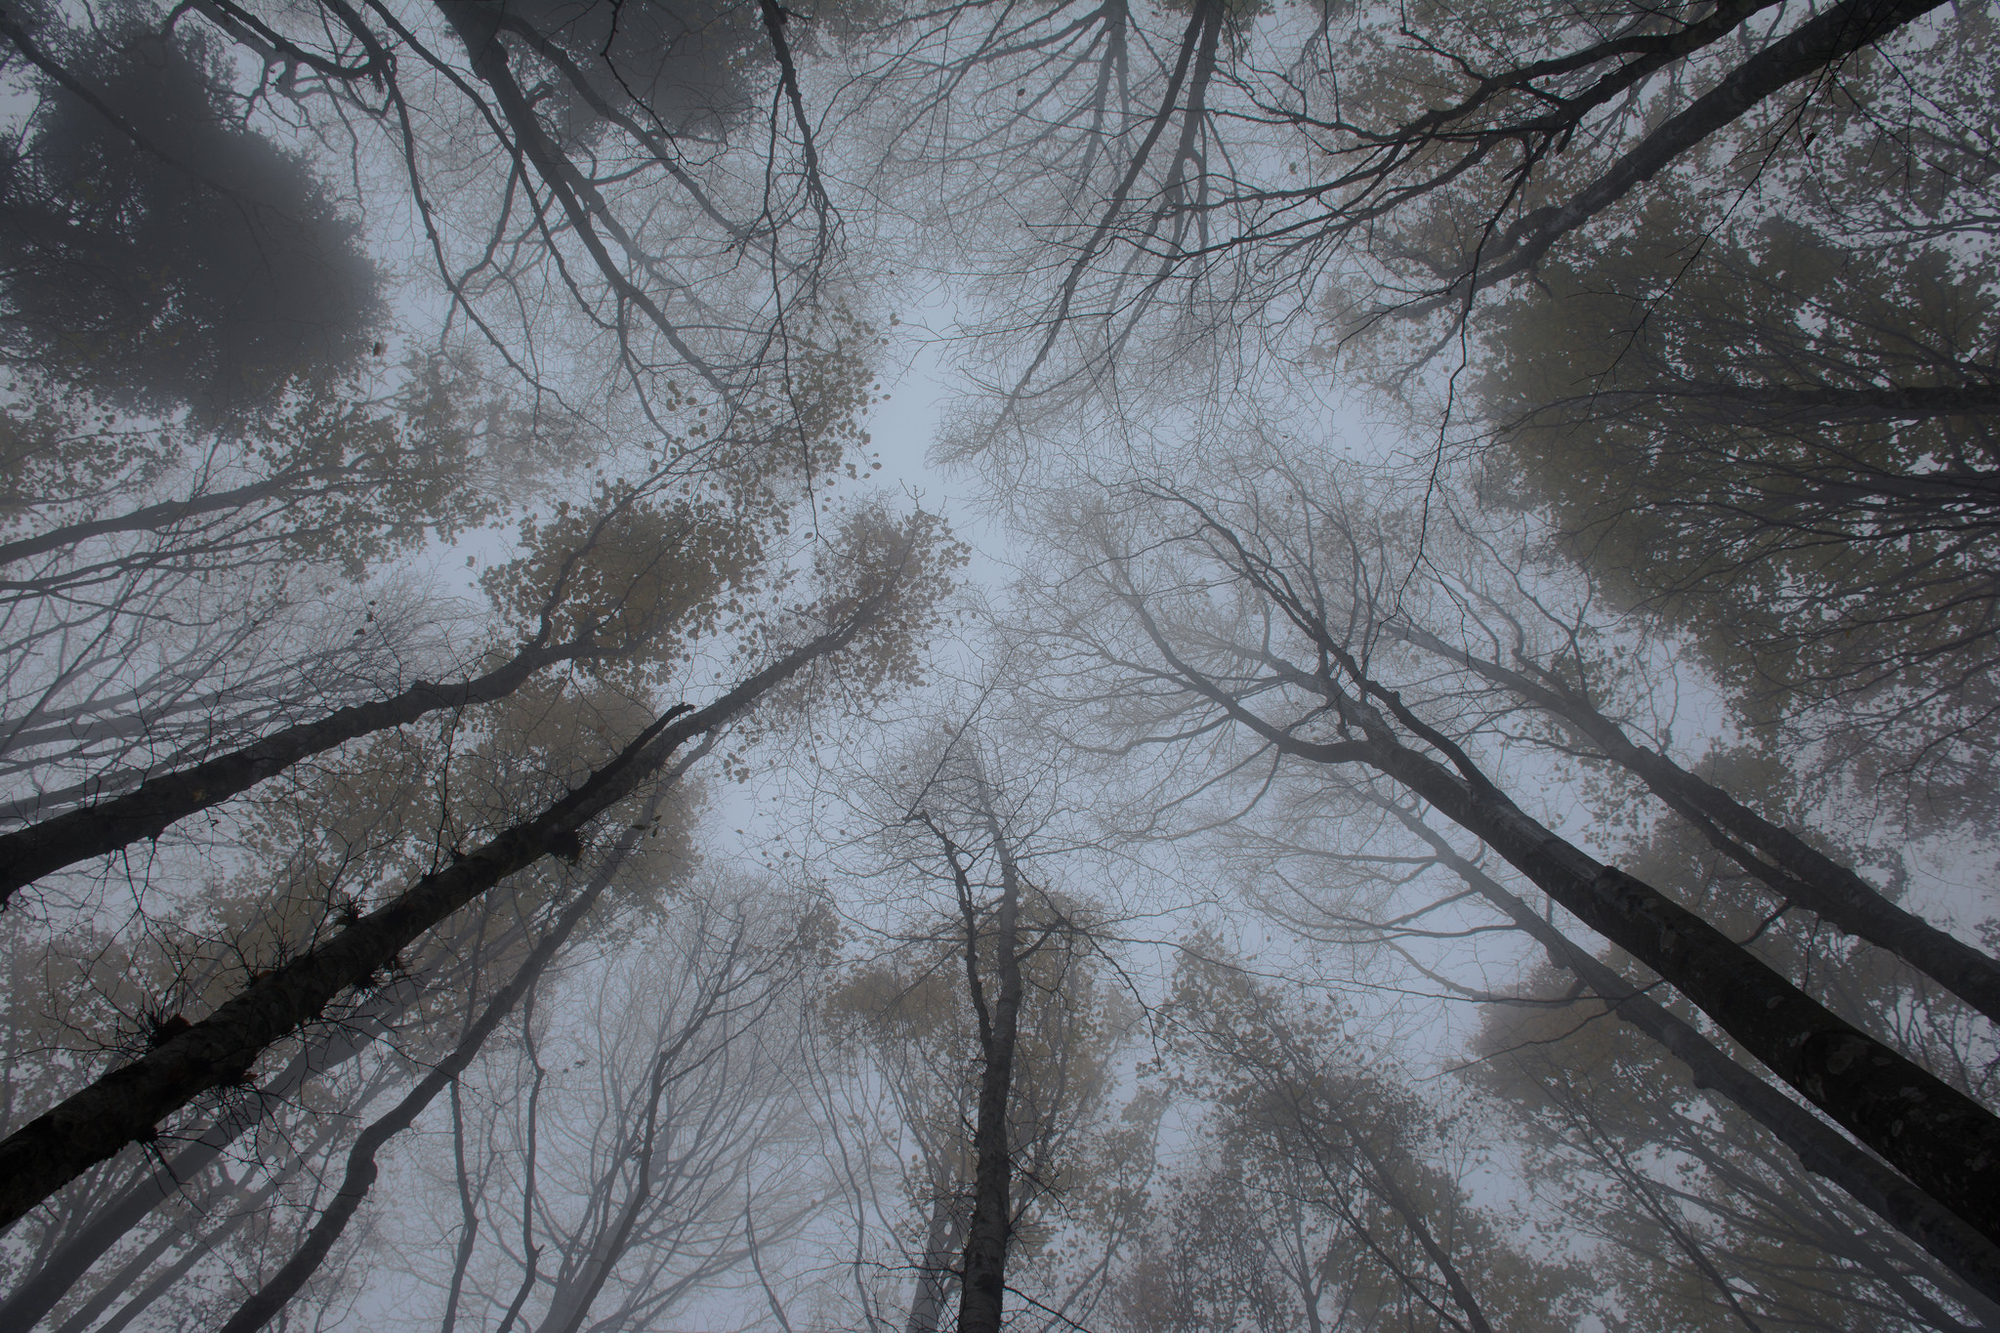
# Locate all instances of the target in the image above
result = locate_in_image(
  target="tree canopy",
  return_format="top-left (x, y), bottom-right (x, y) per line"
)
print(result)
top-left (1, 2), bottom-right (1998, 1332)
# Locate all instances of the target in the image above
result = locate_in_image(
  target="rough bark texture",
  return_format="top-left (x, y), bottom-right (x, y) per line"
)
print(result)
top-left (0, 989), bottom-right (410, 1329)
top-left (215, 812), bottom-right (638, 1333)
top-left (0, 635), bottom-right (589, 907)
top-left (0, 614), bottom-right (868, 1230)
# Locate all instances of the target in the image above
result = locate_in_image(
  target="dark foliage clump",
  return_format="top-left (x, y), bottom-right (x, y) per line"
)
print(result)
top-left (0, 6), bottom-right (381, 418)
top-left (500, 0), bottom-right (759, 144)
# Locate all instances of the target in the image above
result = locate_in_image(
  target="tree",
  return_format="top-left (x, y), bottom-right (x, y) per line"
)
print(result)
top-left (0, 0), bottom-right (381, 417)
top-left (1371, 560), bottom-right (2000, 1031)
top-left (819, 707), bottom-right (1152, 1333)
top-left (0, 6), bottom-right (912, 1319)
top-left (0, 361), bottom-right (523, 855)
top-left (839, 0), bottom-right (1965, 469)
top-left (1477, 928), bottom-right (1998, 1328)
top-left (1224, 745), bottom-right (2000, 1329)
top-left (0, 0), bottom-right (841, 430)
top-left (1004, 457), bottom-right (2000, 1280)
top-left (0, 0), bottom-right (875, 931)
top-left (228, 865), bottom-right (823, 1333)
top-left (1118, 942), bottom-right (1579, 1333)
top-left (0, 502), bottom-right (963, 1230)
top-left (0, 462), bottom-right (763, 910)
top-left (0, 658), bottom-right (720, 1331)
top-left (1474, 152), bottom-right (2000, 772)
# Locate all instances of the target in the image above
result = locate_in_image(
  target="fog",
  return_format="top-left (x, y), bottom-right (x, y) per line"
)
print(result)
top-left (0, 2), bottom-right (1996, 1332)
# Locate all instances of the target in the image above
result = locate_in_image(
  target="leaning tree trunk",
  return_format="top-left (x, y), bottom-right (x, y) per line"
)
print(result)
top-left (1148, 628), bottom-right (2000, 1250)
top-left (213, 784), bottom-right (669, 1333)
top-left (0, 981), bottom-right (419, 1330)
top-left (1378, 793), bottom-right (2000, 1309)
top-left (1361, 726), bottom-right (2000, 1247)
top-left (0, 631), bottom-right (596, 909)
top-left (1439, 0), bottom-right (1950, 309)
top-left (0, 608), bottom-right (877, 1230)
top-left (1392, 625), bottom-right (2000, 1027)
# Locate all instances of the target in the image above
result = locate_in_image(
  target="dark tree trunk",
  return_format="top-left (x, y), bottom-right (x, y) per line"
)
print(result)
top-left (1545, 383), bottom-right (2000, 427)
top-left (1384, 796), bottom-right (2000, 1308)
top-left (1147, 620), bottom-right (2000, 1248)
top-left (1450, 0), bottom-right (1948, 307)
top-left (955, 814), bottom-right (1025, 1333)
top-left (0, 986), bottom-right (413, 1330)
top-left (1393, 627), bottom-right (2000, 1026)
top-left (214, 805), bottom-right (643, 1333)
top-left (1355, 729), bottom-right (2000, 1248)
top-left (435, 0), bottom-right (727, 393)
top-left (0, 467), bottom-right (326, 569)
top-left (0, 634), bottom-right (593, 909)
top-left (0, 611), bottom-right (872, 1230)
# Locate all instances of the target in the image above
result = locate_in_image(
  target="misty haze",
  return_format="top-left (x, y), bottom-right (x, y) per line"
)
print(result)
top-left (0, 2), bottom-right (1995, 1331)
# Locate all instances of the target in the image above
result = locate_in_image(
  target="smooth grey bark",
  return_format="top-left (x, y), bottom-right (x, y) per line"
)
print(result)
top-left (440, 1079), bottom-right (481, 1333)
top-left (45, 1209), bottom-right (186, 1333)
top-left (905, 1193), bottom-right (966, 1333)
top-left (84, 1174), bottom-right (286, 1333)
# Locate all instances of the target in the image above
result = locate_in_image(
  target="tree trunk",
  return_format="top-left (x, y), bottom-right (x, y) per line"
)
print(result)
top-left (84, 1173), bottom-right (288, 1333)
top-left (1391, 626), bottom-right (2000, 1026)
top-left (0, 467), bottom-right (327, 569)
top-left (0, 633), bottom-right (592, 909)
top-left (52, 1074), bottom-right (395, 1333)
top-left (0, 985), bottom-right (412, 1329)
top-left (214, 805), bottom-right (643, 1333)
top-left (1446, 0), bottom-right (1949, 309)
top-left (906, 1193), bottom-right (966, 1333)
top-left (1354, 729), bottom-right (2000, 1248)
top-left (1155, 636), bottom-right (2000, 1248)
top-left (1399, 804), bottom-right (2000, 1308)
top-left (956, 812), bottom-right (1025, 1333)
top-left (0, 610), bottom-right (874, 1230)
